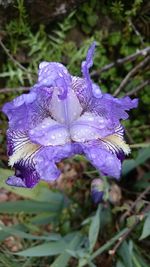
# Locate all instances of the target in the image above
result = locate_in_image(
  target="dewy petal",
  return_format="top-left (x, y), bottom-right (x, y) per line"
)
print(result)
top-left (90, 94), bottom-right (138, 126)
top-left (35, 143), bottom-right (83, 182)
top-left (83, 142), bottom-right (121, 179)
top-left (2, 92), bottom-right (36, 130)
top-left (35, 148), bottom-right (62, 182)
top-left (2, 86), bottom-right (53, 131)
top-left (29, 117), bottom-right (70, 146)
top-left (38, 62), bottom-right (72, 100)
top-left (70, 112), bottom-right (114, 142)
top-left (82, 125), bottom-right (129, 179)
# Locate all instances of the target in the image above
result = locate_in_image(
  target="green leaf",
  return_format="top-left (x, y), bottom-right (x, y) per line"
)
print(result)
top-left (29, 212), bottom-right (57, 225)
top-left (122, 148), bottom-right (150, 176)
top-left (0, 168), bottom-right (66, 204)
top-left (51, 234), bottom-right (83, 267)
top-left (0, 225), bottom-right (61, 242)
top-left (122, 159), bottom-right (136, 176)
top-left (0, 200), bottom-right (61, 214)
top-left (117, 241), bottom-right (133, 267)
top-left (139, 214), bottom-right (150, 240)
top-left (15, 240), bottom-right (67, 257)
top-left (89, 205), bottom-right (101, 252)
top-left (116, 260), bottom-right (126, 267)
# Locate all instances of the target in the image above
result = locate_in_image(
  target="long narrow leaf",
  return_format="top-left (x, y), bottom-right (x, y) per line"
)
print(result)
top-left (15, 240), bottom-right (67, 257)
top-left (89, 204), bottom-right (101, 252)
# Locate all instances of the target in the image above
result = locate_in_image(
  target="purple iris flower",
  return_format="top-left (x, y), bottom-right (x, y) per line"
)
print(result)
top-left (2, 43), bottom-right (138, 188)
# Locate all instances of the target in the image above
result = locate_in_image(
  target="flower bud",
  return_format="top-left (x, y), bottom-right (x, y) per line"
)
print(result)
top-left (91, 178), bottom-right (104, 204)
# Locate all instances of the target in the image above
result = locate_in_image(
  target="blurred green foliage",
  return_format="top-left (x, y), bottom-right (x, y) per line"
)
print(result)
top-left (0, 0), bottom-right (150, 266)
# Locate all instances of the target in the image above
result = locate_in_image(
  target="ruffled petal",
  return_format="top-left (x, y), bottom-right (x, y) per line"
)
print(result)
top-left (2, 86), bottom-right (53, 131)
top-left (83, 142), bottom-right (121, 179)
top-left (81, 42), bottom-right (96, 89)
top-left (6, 162), bottom-right (40, 188)
top-left (35, 143), bottom-right (83, 182)
top-left (73, 43), bottom-right (102, 110)
top-left (72, 76), bottom-right (102, 111)
top-left (38, 62), bottom-right (72, 100)
top-left (90, 94), bottom-right (138, 126)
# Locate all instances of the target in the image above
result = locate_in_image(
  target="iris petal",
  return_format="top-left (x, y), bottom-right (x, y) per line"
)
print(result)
top-left (50, 86), bottom-right (82, 125)
top-left (90, 94), bottom-right (138, 126)
top-left (81, 42), bottom-right (97, 97)
top-left (83, 143), bottom-right (121, 179)
top-left (70, 112), bottom-right (114, 142)
top-left (38, 62), bottom-right (71, 100)
top-left (29, 117), bottom-right (70, 146)
top-left (6, 162), bottom-right (40, 188)
top-left (2, 87), bottom-right (53, 131)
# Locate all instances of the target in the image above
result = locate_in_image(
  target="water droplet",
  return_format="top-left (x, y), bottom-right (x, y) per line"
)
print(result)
top-left (63, 68), bottom-right (68, 74)
top-left (59, 72), bottom-right (63, 77)
top-left (30, 129), bottom-right (34, 134)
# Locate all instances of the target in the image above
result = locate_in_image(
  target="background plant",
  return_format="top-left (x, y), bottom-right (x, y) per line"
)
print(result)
top-left (0, 0), bottom-right (150, 266)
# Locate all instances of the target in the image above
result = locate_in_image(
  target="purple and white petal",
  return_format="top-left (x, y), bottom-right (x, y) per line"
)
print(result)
top-left (90, 93), bottom-right (138, 126)
top-left (70, 112), bottom-right (114, 142)
top-left (83, 142), bottom-right (122, 179)
top-left (2, 87), bottom-right (53, 131)
top-left (35, 143), bottom-right (83, 182)
top-left (50, 85), bottom-right (82, 125)
top-left (6, 161), bottom-right (40, 188)
top-left (38, 62), bottom-right (72, 100)
top-left (29, 117), bottom-right (70, 146)
top-left (81, 43), bottom-right (98, 98)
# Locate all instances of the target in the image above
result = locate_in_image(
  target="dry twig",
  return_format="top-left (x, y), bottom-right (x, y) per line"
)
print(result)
top-left (91, 46), bottom-right (150, 77)
top-left (0, 39), bottom-right (35, 76)
top-left (126, 79), bottom-right (150, 96)
top-left (108, 201), bottom-right (150, 256)
top-left (114, 56), bottom-right (150, 96)
top-left (0, 87), bottom-right (30, 94)
top-left (120, 185), bottom-right (150, 224)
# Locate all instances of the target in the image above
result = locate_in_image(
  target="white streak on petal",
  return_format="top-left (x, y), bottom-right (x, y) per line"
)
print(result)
top-left (101, 134), bottom-right (130, 155)
top-left (9, 141), bottom-right (40, 167)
